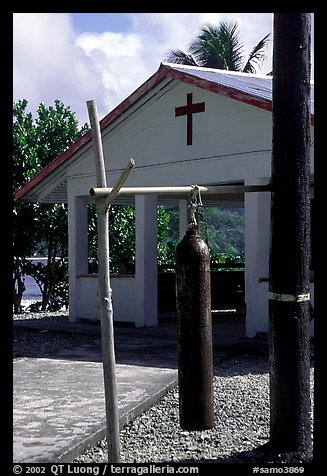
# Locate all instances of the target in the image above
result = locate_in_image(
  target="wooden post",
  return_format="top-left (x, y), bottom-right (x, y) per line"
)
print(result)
top-left (86, 100), bottom-right (121, 463)
top-left (269, 13), bottom-right (312, 459)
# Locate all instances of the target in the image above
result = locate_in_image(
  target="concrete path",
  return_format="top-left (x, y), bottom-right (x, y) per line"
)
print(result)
top-left (13, 314), bottom-right (258, 463)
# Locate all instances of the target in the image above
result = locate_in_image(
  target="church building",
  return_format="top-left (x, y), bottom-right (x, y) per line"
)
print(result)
top-left (15, 62), bottom-right (314, 337)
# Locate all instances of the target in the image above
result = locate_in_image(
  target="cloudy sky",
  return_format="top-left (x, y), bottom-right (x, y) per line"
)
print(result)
top-left (13, 13), bottom-right (314, 126)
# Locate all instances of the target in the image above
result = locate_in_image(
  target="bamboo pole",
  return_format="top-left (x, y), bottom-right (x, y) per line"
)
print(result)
top-left (90, 184), bottom-right (272, 198)
top-left (86, 100), bottom-right (121, 463)
top-left (103, 159), bottom-right (135, 209)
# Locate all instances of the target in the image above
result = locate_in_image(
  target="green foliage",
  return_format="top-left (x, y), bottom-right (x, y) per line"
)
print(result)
top-left (198, 207), bottom-right (244, 257)
top-left (13, 101), bottom-right (39, 263)
top-left (24, 258), bottom-right (69, 312)
top-left (88, 204), bottom-right (176, 273)
top-left (86, 204), bottom-right (244, 273)
top-left (13, 100), bottom-right (39, 187)
top-left (108, 205), bottom-right (136, 273)
top-left (211, 251), bottom-right (245, 271)
top-left (153, 206), bottom-right (245, 268)
top-left (13, 99), bottom-right (89, 311)
top-left (157, 206), bottom-right (177, 266)
top-left (87, 204), bottom-right (136, 273)
top-left (34, 100), bottom-right (89, 168)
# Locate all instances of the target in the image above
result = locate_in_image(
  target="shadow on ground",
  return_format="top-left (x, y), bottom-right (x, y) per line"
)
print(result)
top-left (160, 444), bottom-right (313, 464)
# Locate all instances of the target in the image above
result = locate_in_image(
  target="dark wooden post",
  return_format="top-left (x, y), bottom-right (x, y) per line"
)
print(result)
top-left (269, 13), bottom-right (312, 459)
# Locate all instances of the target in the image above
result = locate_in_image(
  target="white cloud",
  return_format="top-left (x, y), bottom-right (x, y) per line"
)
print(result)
top-left (75, 31), bottom-right (148, 108)
top-left (13, 13), bottom-right (108, 124)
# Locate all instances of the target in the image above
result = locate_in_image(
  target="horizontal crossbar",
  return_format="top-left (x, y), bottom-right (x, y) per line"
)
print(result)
top-left (90, 184), bottom-right (272, 197)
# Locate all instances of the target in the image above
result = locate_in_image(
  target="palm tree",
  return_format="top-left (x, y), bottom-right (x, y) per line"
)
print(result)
top-left (165, 20), bottom-right (270, 73)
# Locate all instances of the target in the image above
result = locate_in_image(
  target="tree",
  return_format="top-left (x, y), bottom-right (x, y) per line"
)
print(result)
top-left (198, 207), bottom-right (244, 257)
top-left (165, 20), bottom-right (270, 73)
top-left (13, 100), bottom-right (39, 311)
top-left (13, 99), bottom-right (89, 312)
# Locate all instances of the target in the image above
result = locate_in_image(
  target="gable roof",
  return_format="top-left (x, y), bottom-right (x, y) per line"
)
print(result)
top-left (15, 62), bottom-right (314, 203)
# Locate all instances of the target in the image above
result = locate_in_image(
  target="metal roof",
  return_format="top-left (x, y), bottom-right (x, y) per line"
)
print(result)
top-left (15, 62), bottom-right (314, 203)
top-left (165, 63), bottom-right (273, 100)
top-left (163, 63), bottom-right (314, 116)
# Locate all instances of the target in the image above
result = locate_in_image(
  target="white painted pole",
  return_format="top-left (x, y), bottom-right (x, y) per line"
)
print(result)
top-left (86, 100), bottom-right (121, 463)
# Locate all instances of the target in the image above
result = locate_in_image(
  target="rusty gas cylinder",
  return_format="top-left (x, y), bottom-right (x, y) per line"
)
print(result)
top-left (176, 224), bottom-right (214, 431)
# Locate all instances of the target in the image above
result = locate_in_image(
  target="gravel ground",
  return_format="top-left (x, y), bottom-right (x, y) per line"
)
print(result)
top-left (13, 311), bottom-right (315, 464)
top-left (73, 354), bottom-right (314, 464)
top-left (13, 310), bottom-right (69, 322)
top-left (13, 311), bottom-right (92, 358)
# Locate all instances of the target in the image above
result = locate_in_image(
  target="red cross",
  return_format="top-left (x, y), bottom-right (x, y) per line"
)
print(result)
top-left (175, 93), bottom-right (205, 146)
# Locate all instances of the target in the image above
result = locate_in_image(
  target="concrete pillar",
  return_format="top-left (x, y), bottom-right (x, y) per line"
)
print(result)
top-left (244, 179), bottom-right (271, 337)
top-left (135, 195), bottom-right (158, 327)
top-left (68, 195), bottom-right (89, 322)
top-left (179, 199), bottom-right (189, 241)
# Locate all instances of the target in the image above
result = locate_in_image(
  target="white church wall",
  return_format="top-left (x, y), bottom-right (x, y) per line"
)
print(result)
top-left (244, 179), bottom-right (271, 337)
top-left (75, 274), bottom-right (138, 324)
top-left (62, 80), bottom-right (314, 334)
top-left (101, 83), bottom-right (272, 170)
top-left (67, 194), bottom-right (89, 322)
top-left (75, 274), bottom-right (98, 320)
top-left (135, 195), bottom-right (158, 328)
top-left (67, 82), bottom-right (273, 191)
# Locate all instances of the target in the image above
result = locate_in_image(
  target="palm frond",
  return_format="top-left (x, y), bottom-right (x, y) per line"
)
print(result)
top-left (164, 49), bottom-right (198, 66)
top-left (242, 33), bottom-right (271, 73)
top-left (218, 21), bottom-right (244, 71)
top-left (189, 22), bottom-right (244, 71)
top-left (189, 24), bottom-right (226, 68)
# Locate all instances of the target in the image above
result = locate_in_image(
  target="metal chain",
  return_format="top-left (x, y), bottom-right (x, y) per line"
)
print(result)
top-left (187, 184), bottom-right (212, 251)
top-left (188, 185), bottom-right (203, 227)
top-left (198, 204), bottom-right (211, 252)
